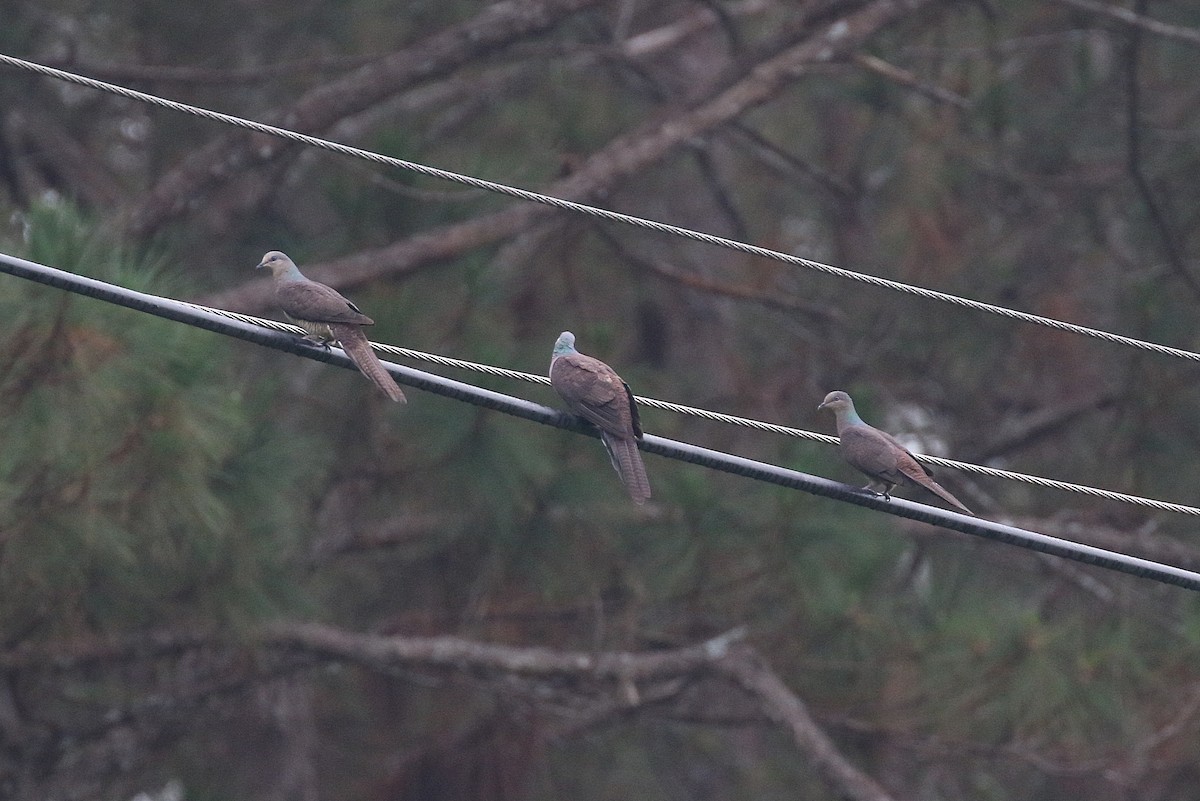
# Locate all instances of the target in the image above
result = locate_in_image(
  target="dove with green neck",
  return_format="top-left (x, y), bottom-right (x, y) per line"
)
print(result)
top-left (257, 251), bottom-right (406, 403)
top-left (550, 331), bottom-right (650, 504)
top-left (818, 390), bottom-right (972, 515)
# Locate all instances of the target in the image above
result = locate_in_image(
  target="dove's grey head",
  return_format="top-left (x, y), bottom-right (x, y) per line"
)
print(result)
top-left (818, 390), bottom-right (856, 416)
top-left (552, 331), bottom-right (577, 359)
top-left (256, 250), bottom-right (302, 279)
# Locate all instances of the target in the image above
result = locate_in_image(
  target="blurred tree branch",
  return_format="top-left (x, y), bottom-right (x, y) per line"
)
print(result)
top-left (267, 622), bottom-right (900, 801)
top-left (262, 623), bottom-right (902, 801)
top-left (262, 620), bottom-right (751, 681)
top-left (42, 55), bottom-right (380, 86)
top-left (1, 107), bottom-right (124, 209)
top-left (125, 0), bottom-right (609, 237)
top-left (833, 679), bottom-right (1200, 788)
top-left (198, 0), bottom-right (940, 313)
top-left (0, 622), bottom-right (898, 801)
top-left (728, 121), bottom-right (857, 201)
top-left (1050, 0), bottom-right (1200, 47)
top-left (971, 390), bottom-right (1118, 462)
top-left (1121, 0), bottom-right (1200, 298)
top-left (595, 225), bottom-right (843, 323)
top-left (851, 53), bottom-right (971, 109)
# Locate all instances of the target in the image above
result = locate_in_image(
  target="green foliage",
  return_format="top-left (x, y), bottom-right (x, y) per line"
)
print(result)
top-left (10, 1), bottom-right (1200, 797)
top-left (0, 202), bottom-right (315, 638)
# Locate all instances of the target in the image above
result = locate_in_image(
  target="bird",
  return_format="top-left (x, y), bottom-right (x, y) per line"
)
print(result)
top-left (256, 251), bottom-right (406, 403)
top-left (817, 390), bottom-right (973, 515)
top-left (549, 331), bottom-right (651, 504)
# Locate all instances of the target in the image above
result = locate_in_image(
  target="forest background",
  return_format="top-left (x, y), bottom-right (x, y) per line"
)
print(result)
top-left (2, 0), bottom-right (1200, 799)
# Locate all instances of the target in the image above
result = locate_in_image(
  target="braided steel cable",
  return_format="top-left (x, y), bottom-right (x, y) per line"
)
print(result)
top-left (3, 53), bottom-right (1198, 515)
top-left (174, 302), bottom-right (1200, 517)
top-left (3, 52), bottom-right (1200, 364)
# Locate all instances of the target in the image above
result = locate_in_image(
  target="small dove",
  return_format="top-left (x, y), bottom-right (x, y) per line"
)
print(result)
top-left (550, 331), bottom-right (651, 504)
top-left (257, 251), bottom-right (406, 402)
top-left (818, 390), bottom-right (973, 515)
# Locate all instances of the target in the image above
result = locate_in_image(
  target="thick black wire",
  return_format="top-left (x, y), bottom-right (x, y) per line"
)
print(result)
top-left (3, 252), bottom-right (1200, 593)
top-left (10, 271), bottom-right (1194, 517)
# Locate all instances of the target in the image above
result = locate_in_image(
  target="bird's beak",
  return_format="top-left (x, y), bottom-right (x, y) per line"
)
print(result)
top-left (817, 401), bottom-right (827, 411)
top-left (255, 261), bottom-right (266, 270)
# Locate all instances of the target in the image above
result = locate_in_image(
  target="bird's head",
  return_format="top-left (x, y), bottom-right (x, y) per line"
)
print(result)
top-left (256, 250), bottom-right (299, 278)
top-left (818, 390), bottom-right (854, 414)
top-left (552, 331), bottom-right (577, 358)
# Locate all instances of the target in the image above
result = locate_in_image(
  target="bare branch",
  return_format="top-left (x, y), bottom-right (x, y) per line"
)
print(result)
top-left (41, 55), bottom-right (378, 87)
top-left (264, 624), bottom-right (898, 801)
top-left (689, 143), bottom-right (752, 241)
top-left (1122, 0), bottom-right (1200, 298)
top-left (727, 122), bottom-right (857, 201)
top-left (260, 620), bottom-right (749, 681)
top-left (198, 0), bottom-right (941, 313)
top-left (0, 622), bottom-right (898, 801)
top-left (2, 107), bottom-right (124, 209)
top-left (0, 628), bottom-right (212, 671)
top-left (852, 53), bottom-right (971, 108)
top-left (126, 0), bottom-right (608, 237)
top-left (971, 391), bottom-right (1118, 462)
top-left (1126, 680), bottom-right (1200, 776)
top-left (1049, 0), bottom-right (1200, 47)
top-left (830, 715), bottom-right (1116, 779)
top-left (619, 0), bottom-right (770, 58)
top-left (595, 225), bottom-right (842, 322)
top-left (715, 648), bottom-right (899, 801)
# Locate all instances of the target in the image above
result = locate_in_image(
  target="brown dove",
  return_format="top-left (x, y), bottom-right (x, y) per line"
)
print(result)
top-left (257, 251), bottom-right (405, 402)
top-left (818, 390), bottom-right (973, 515)
top-left (550, 331), bottom-right (650, 504)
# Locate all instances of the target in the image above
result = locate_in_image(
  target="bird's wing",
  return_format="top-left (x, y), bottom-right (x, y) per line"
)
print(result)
top-left (875, 429), bottom-right (934, 477)
top-left (839, 425), bottom-right (903, 480)
top-left (843, 425), bottom-right (973, 514)
top-left (551, 355), bottom-right (634, 437)
top-left (893, 453), bottom-right (938, 486)
top-left (277, 280), bottom-right (375, 325)
top-left (880, 438), bottom-right (974, 514)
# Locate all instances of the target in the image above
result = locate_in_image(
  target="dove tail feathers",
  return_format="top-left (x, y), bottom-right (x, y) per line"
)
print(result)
top-left (601, 432), bottom-right (651, 505)
top-left (329, 324), bottom-right (407, 403)
top-left (915, 475), bottom-right (973, 516)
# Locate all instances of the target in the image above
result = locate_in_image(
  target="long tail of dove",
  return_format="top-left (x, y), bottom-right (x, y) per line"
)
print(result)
top-left (601, 432), bottom-right (651, 505)
top-left (329, 323), bottom-right (407, 403)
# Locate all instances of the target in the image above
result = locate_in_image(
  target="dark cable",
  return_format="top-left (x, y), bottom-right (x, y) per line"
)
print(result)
top-left (3, 251), bottom-right (1200, 593)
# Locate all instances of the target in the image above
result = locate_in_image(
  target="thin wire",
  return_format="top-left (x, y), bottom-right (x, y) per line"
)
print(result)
top-left (2, 55), bottom-right (1197, 515)
top-left (176, 300), bottom-right (1200, 518)
top-left (5, 251), bottom-right (1200, 593)
top-left (4, 52), bottom-right (1200, 365)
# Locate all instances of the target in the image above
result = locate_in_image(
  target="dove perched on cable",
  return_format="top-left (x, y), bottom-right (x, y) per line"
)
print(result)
top-left (257, 251), bottom-right (406, 403)
top-left (818, 390), bottom-right (973, 515)
top-left (550, 331), bottom-right (651, 504)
